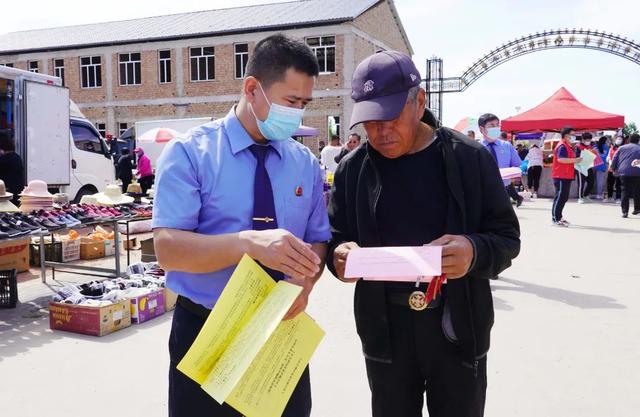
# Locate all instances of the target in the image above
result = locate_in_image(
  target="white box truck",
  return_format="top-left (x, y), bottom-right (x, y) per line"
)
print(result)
top-left (0, 66), bottom-right (113, 202)
top-left (134, 117), bottom-right (210, 167)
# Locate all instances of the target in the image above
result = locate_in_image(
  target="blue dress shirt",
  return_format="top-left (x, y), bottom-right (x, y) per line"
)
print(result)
top-left (481, 139), bottom-right (522, 185)
top-left (152, 107), bottom-right (332, 308)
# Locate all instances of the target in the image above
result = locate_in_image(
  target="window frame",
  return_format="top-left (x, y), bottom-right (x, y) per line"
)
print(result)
top-left (80, 55), bottom-right (103, 89)
top-left (0, 63), bottom-right (14, 68)
top-left (95, 122), bottom-right (106, 138)
top-left (71, 121), bottom-right (107, 155)
top-left (189, 46), bottom-right (215, 82)
top-left (306, 36), bottom-right (336, 74)
top-left (118, 52), bottom-right (142, 86)
top-left (28, 60), bottom-right (39, 73)
top-left (158, 49), bottom-right (172, 84)
top-left (53, 58), bottom-right (65, 86)
top-left (234, 43), bottom-right (249, 80)
top-left (118, 122), bottom-right (129, 136)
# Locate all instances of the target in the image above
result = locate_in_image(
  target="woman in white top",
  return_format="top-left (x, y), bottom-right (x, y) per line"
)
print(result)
top-left (525, 144), bottom-right (544, 197)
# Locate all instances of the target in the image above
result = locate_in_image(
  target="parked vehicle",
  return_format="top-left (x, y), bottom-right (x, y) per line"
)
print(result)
top-left (0, 66), bottom-right (113, 202)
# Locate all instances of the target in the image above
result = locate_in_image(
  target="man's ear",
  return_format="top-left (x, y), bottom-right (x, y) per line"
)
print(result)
top-left (417, 88), bottom-right (427, 119)
top-left (243, 76), bottom-right (259, 103)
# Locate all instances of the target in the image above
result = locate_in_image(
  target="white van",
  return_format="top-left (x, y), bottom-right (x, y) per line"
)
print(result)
top-left (0, 66), bottom-right (113, 202)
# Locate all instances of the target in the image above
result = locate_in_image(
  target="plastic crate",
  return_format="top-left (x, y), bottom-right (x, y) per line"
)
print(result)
top-left (0, 269), bottom-right (18, 308)
top-left (29, 242), bottom-right (63, 267)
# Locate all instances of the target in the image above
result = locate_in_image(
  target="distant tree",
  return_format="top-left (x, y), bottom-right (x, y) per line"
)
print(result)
top-left (623, 122), bottom-right (638, 136)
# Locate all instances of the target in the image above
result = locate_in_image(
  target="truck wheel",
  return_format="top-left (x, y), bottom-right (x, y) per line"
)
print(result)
top-left (73, 186), bottom-right (98, 204)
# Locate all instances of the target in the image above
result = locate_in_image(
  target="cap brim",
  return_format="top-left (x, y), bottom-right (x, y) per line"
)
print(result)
top-left (350, 90), bottom-right (409, 129)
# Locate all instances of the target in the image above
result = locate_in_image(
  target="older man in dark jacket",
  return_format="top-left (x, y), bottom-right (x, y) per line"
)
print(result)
top-left (327, 51), bottom-right (520, 417)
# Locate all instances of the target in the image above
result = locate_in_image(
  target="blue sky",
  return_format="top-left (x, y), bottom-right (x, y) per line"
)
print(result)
top-left (3, 0), bottom-right (639, 127)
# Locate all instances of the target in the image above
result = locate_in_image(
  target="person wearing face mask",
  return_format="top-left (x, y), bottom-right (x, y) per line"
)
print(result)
top-left (605, 136), bottom-right (624, 203)
top-left (152, 34), bottom-right (331, 417)
top-left (479, 113), bottom-right (524, 207)
top-left (611, 133), bottom-right (640, 217)
top-left (575, 132), bottom-right (596, 203)
top-left (551, 127), bottom-right (582, 227)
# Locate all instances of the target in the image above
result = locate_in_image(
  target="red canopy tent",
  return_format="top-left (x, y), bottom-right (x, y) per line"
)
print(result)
top-left (501, 87), bottom-right (624, 133)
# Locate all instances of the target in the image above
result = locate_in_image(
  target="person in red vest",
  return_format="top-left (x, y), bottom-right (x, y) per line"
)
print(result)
top-left (552, 127), bottom-right (582, 226)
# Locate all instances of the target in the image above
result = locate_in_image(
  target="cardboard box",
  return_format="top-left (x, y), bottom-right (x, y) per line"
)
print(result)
top-left (164, 288), bottom-right (178, 312)
top-left (104, 239), bottom-right (115, 257)
top-left (0, 238), bottom-right (30, 273)
top-left (61, 239), bottom-right (81, 262)
top-left (123, 236), bottom-right (137, 251)
top-left (49, 299), bottom-right (131, 336)
top-left (80, 238), bottom-right (105, 260)
top-left (129, 288), bottom-right (165, 324)
top-left (140, 237), bottom-right (156, 262)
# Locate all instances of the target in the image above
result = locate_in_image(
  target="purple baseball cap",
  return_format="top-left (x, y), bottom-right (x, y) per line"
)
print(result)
top-left (350, 50), bottom-right (422, 129)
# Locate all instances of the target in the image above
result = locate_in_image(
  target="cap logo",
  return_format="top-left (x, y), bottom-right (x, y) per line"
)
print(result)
top-left (363, 80), bottom-right (375, 94)
top-left (410, 74), bottom-right (417, 82)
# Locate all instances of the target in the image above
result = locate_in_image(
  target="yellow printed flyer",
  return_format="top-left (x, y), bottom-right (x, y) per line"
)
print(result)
top-left (177, 254), bottom-right (325, 417)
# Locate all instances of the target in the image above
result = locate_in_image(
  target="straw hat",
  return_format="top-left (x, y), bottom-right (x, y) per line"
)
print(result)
top-left (53, 193), bottom-right (70, 205)
top-left (80, 194), bottom-right (98, 205)
top-left (127, 183), bottom-right (143, 194)
top-left (0, 199), bottom-right (19, 212)
top-left (96, 184), bottom-right (134, 206)
top-left (0, 180), bottom-right (13, 201)
top-left (20, 180), bottom-right (54, 198)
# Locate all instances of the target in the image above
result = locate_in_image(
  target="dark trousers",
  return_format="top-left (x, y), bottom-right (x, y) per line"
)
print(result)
top-left (620, 176), bottom-right (640, 214)
top-left (552, 179), bottom-right (572, 222)
top-left (607, 172), bottom-right (622, 199)
top-left (365, 301), bottom-right (487, 417)
top-left (139, 175), bottom-right (154, 195)
top-left (168, 302), bottom-right (312, 417)
top-left (527, 166), bottom-right (542, 192)
top-left (120, 177), bottom-right (132, 193)
top-left (578, 169), bottom-right (595, 198)
top-left (505, 184), bottom-right (521, 203)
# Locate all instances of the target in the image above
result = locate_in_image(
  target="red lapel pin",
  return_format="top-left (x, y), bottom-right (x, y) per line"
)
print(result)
top-left (295, 186), bottom-right (303, 197)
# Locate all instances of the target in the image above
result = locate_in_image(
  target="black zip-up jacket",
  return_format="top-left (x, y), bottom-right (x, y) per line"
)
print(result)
top-left (327, 127), bottom-right (521, 364)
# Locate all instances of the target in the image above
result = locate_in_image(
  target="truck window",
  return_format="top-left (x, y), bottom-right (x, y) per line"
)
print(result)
top-left (0, 78), bottom-right (15, 142)
top-left (71, 123), bottom-right (106, 154)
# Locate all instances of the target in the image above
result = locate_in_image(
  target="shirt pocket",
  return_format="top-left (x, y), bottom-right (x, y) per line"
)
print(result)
top-left (284, 195), bottom-right (312, 239)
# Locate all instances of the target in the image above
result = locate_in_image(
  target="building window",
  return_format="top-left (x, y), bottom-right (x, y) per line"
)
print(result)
top-left (119, 123), bottom-right (128, 136)
top-left (28, 61), bottom-right (39, 73)
top-left (80, 56), bottom-right (102, 88)
top-left (119, 53), bottom-right (142, 86)
top-left (158, 50), bottom-right (172, 84)
top-left (190, 47), bottom-right (215, 81)
top-left (95, 122), bottom-right (106, 138)
top-left (53, 58), bottom-right (65, 85)
top-left (328, 116), bottom-right (340, 140)
top-left (306, 36), bottom-right (336, 73)
top-left (0, 63), bottom-right (14, 68)
top-left (234, 43), bottom-right (249, 79)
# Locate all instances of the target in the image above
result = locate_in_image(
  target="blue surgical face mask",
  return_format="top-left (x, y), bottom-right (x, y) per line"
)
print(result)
top-left (486, 126), bottom-right (501, 141)
top-left (250, 83), bottom-right (304, 141)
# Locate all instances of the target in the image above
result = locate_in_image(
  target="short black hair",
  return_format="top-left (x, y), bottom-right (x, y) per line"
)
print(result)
top-left (478, 113), bottom-right (499, 128)
top-left (0, 133), bottom-right (15, 152)
top-left (500, 132), bottom-right (508, 139)
top-left (330, 135), bottom-right (340, 142)
top-left (245, 34), bottom-right (319, 87)
top-left (560, 126), bottom-right (575, 138)
top-left (582, 132), bottom-right (593, 140)
top-left (349, 133), bottom-right (361, 141)
top-left (630, 133), bottom-right (640, 144)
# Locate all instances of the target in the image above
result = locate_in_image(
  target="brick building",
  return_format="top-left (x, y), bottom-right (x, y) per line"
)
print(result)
top-left (0, 0), bottom-right (412, 153)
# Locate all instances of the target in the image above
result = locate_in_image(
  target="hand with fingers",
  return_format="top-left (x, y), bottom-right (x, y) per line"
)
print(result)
top-left (246, 229), bottom-right (321, 280)
top-left (427, 235), bottom-right (474, 279)
top-left (282, 275), bottom-right (315, 320)
top-left (333, 241), bottom-right (361, 283)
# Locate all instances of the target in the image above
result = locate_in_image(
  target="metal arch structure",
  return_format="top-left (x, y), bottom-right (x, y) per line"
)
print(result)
top-left (425, 28), bottom-right (640, 122)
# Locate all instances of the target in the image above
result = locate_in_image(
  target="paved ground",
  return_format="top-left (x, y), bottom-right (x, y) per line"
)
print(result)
top-left (1, 198), bottom-right (639, 417)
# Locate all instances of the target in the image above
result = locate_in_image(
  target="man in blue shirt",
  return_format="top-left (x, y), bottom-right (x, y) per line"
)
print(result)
top-left (479, 113), bottom-right (524, 207)
top-left (153, 34), bottom-right (331, 417)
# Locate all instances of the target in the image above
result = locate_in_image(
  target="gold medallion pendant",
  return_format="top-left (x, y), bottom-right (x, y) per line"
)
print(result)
top-left (408, 290), bottom-right (427, 311)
